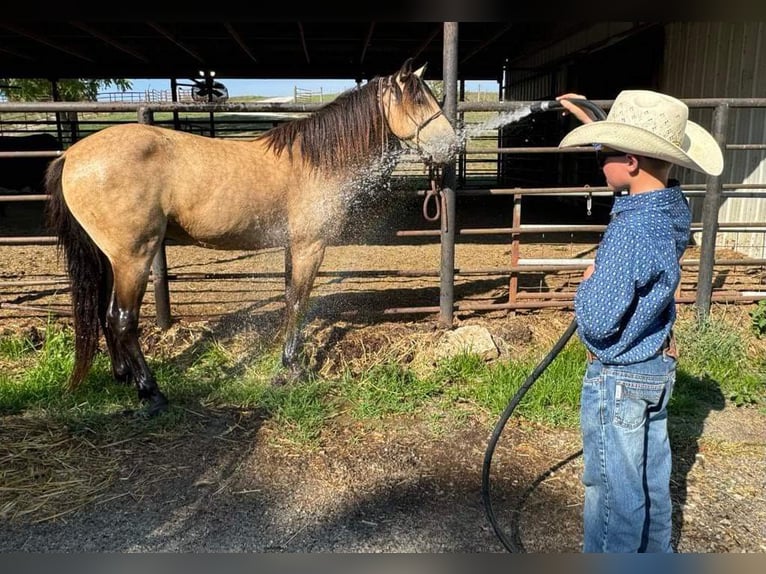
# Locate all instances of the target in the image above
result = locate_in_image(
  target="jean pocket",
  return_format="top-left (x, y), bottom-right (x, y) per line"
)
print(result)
top-left (583, 374), bottom-right (601, 388)
top-left (612, 374), bottom-right (668, 431)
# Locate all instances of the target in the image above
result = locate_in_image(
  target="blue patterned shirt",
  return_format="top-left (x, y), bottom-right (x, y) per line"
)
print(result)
top-left (574, 185), bottom-right (691, 364)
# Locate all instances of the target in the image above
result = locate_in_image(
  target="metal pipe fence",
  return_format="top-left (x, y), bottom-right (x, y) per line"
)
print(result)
top-left (1, 97), bottom-right (766, 325)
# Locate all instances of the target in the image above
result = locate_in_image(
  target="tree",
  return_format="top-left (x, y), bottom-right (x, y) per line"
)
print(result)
top-left (0, 78), bottom-right (132, 102)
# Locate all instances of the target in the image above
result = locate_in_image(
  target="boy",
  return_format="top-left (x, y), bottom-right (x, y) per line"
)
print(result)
top-left (558, 90), bottom-right (723, 552)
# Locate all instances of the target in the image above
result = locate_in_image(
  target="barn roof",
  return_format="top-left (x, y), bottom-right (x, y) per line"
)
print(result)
top-left (0, 20), bottom-right (626, 83)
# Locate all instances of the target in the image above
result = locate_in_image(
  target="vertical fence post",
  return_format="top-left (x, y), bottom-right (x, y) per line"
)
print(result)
top-left (508, 194), bottom-right (522, 310)
top-left (439, 22), bottom-right (458, 328)
top-left (695, 102), bottom-right (729, 320)
top-left (138, 105), bottom-right (172, 330)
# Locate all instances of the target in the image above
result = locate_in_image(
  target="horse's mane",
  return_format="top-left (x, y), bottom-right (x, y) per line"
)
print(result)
top-left (261, 75), bottom-right (395, 171)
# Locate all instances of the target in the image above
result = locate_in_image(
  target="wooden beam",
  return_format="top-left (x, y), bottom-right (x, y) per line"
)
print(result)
top-left (297, 22), bottom-right (310, 64)
top-left (223, 22), bottom-right (258, 64)
top-left (0, 46), bottom-right (34, 60)
top-left (146, 22), bottom-right (204, 64)
top-left (70, 21), bottom-right (149, 63)
top-left (411, 25), bottom-right (441, 61)
top-left (360, 22), bottom-right (375, 64)
top-left (0, 23), bottom-right (93, 62)
top-left (460, 24), bottom-right (514, 64)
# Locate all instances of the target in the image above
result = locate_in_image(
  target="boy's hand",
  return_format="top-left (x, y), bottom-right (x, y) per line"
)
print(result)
top-left (556, 93), bottom-right (595, 124)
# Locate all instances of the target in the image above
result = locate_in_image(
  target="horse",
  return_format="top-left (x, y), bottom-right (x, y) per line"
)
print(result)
top-left (44, 57), bottom-right (458, 416)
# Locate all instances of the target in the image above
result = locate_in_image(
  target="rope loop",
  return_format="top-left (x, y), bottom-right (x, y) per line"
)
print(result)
top-left (422, 166), bottom-right (447, 232)
top-left (422, 176), bottom-right (441, 222)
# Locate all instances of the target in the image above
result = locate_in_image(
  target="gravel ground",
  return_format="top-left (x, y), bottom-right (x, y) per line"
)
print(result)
top-left (0, 398), bottom-right (764, 553)
top-left (1, 230), bottom-right (765, 553)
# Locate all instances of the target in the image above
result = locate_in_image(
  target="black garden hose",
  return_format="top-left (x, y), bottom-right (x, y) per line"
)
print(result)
top-left (481, 99), bottom-right (607, 553)
top-left (481, 318), bottom-right (578, 552)
top-left (529, 98), bottom-right (607, 121)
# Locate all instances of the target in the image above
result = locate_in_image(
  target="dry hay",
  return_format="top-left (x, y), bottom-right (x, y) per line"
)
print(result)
top-left (0, 416), bottom-right (120, 523)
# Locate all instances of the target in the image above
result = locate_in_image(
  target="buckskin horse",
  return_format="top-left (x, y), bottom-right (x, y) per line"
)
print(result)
top-left (45, 58), bottom-right (458, 416)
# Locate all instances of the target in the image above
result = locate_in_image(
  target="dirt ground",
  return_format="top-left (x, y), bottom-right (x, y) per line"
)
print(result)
top-left (1, 232), bottom-right (765, 552)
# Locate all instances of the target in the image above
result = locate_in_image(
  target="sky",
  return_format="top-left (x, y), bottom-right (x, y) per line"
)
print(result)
top-left (124, 77), bottom-right (493, 98)
top-left (127, 78), bottom-right (361, 98)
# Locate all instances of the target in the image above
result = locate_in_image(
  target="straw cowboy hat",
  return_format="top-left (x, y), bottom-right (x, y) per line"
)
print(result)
top-left (559, 89), bottom-right (724, 176)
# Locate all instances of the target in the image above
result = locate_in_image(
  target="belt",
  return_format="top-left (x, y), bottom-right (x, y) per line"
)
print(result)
top-left (585, 332), bottom-right (678, 363)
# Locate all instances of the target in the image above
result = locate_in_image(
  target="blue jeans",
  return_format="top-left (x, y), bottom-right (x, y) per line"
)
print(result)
top-left (580, 351), bottom-right (676, 553)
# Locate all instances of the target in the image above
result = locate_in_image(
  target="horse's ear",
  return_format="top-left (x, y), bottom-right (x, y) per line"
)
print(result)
top-left (414, 63), bottom-right (427, 78)
top-left (398, 57), bottom-right (415, 81)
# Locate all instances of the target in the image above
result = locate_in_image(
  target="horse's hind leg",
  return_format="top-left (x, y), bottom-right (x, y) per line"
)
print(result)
top-left (97, 267), bottom-right (131, 383)
top-left (108, 259), bottom-right (168, 415)
top-left (280, 240), bottom-right (326, 381)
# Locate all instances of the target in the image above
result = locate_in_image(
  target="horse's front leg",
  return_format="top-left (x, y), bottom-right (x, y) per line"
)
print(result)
top-left (279, 240), bottom-right (326, 383)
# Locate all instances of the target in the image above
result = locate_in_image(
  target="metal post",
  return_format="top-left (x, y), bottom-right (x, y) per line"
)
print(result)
top-left (170, 78), bottom-right (180, 131)
top-left (439, 22), bottom-right (458, 328)
top-left (695, 102), bottom-right (729, 319)
top-left (138, 105), bottom-right (172, 330)
top-left (508, 194), bottom-right (522, 310)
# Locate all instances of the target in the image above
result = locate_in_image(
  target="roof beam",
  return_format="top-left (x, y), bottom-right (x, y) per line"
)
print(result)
top-left (297, 22), bottom-right (310, 64)
top-left (360, 22), bottom-right (375, 64)
top-left (460, 23), bottom-right (513, 65)
top-left (0, 23), bottom-right (94, 63)
top-left (0, 46), bottom-right (34, 60)
top-left (411, 25), bottom-right (441, 61)
top-left (223, 22), bottom-right (258, 64)
top-left (70, 21), bottom-right (149, 63)
top-left (146, 22), bottom-right (204, 63)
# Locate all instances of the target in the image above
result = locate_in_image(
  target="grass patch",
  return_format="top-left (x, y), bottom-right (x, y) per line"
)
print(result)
top-left (675, 315), bottom-right (765, 409)
top-left (0, 310), bottom-right (763, 445)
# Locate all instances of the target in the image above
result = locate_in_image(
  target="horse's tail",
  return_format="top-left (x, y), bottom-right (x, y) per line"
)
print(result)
top-left (45, 155), bottom-right (108, 389)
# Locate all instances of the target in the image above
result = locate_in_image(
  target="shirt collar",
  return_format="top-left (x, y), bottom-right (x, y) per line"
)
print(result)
top-left (611, 185), bottom-right (683, 215)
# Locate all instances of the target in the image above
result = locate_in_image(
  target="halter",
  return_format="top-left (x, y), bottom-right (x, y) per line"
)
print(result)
top-left (377, 76), bottom-right (445, 150)
top-left (376, 76), bottom-right (448, 232)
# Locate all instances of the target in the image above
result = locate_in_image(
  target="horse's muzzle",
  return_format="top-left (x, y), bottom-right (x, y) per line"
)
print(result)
top-left (421, 135), bottom-right (461, 166)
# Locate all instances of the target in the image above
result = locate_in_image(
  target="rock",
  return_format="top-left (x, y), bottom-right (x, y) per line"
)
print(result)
top-left (434, 324), bottom-right (499, 361)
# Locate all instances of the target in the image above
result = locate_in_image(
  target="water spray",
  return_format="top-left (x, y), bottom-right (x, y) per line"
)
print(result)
top-left (481, 98), bottom-right (607, 553)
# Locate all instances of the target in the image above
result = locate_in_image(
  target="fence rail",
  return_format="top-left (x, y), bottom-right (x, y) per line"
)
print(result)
top-left (1, 97), bottom-right (765, 325)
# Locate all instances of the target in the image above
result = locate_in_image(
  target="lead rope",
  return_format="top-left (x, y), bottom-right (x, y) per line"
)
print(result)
top-left (378, 76), bottom-right (446, 231)
top-left (422, 166), bottom-right (447, 232)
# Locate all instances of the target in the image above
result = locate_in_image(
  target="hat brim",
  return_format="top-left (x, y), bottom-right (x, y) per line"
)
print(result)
top-left (559, 119), bottom-right (723, 176)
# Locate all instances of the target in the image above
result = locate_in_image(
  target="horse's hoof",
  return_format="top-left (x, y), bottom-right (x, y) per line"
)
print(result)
top-left (112, 367), bottom-right (130, 384)
top-left (114, 373), bottom-right (131, 385)
top-left (271, 372), bottom-right (295, 387)
top-left (128, 392), bottom-right (169, 418)
top-left (145, 393), bottom-right (170, 417)
top-left (271, 366), bottom-right (306, 387)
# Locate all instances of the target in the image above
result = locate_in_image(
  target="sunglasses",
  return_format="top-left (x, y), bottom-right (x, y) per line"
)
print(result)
top-left (595, 148), bottom-right (627, 168)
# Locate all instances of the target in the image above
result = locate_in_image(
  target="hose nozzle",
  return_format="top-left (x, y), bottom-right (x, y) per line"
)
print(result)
top-left (529, 100), bottom-right (564, 114)
top-left (530, 98), bottom-right (607, 121)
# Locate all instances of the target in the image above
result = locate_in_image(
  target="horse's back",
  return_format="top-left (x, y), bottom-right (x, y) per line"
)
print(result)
top-left (59, 123), bottom-right (304, 252)
top-left (65, 123), bottom-right (202, 163)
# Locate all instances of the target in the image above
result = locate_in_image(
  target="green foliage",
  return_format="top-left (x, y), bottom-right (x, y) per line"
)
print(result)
top-left (675, 316), bottom-right (765, 408)
top-left (453, 342), bottom-right (584, 428)
top-left (260, 378), bottom-right (332, 443)
top-left (340, 361), bottom-right (443, 419)
top-left (0, 312), bottom-right (763, 444)
top-left (0, 334), bottom-right (35, 359)
top-left (749, 300), bottom-right (766, 337)
top-left (0, 78), bottom-right (132, 102)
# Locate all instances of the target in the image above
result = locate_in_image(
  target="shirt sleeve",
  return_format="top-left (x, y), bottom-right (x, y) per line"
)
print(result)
top-left (574, 221), bottom-right (649, 343)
